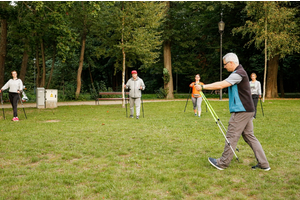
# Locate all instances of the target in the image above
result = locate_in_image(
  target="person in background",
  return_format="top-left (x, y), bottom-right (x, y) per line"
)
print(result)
top-left (124, 70), bottom-right (145, 119)
top-left (249, 73), bottom-right (261, 118)
top-left (189, 74), bottom-right (204, 117)
top-left (196, 53), bottom-right (270, 171)
top-left (0, 70), bottom-right (23, 121)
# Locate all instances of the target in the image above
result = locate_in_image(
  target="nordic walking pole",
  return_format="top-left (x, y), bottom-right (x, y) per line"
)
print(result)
top-left (184, 87), bottom-right (192, 112)
top-left (201, 91), bottom-right (239, 153)
top-left (201, 92), bottom-right (232, 142)
top-left (201, 91), bottom-right (239, 161)
top-left (202, 93), bottom-right (230, 139)
top-left (260, 98), bottom-right (264, 116)
top-left (18, 93), bottom-right (27, 119)
top-left (141, 91), bottom-right (144, 118)
top-left (1, 92), bottom-right (5, 120)
top-left (125, 90), bottom-right (128, 118)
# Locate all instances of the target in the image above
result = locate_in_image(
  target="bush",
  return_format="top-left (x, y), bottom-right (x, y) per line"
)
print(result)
top-left (155, 87), bottom-right (168, 99)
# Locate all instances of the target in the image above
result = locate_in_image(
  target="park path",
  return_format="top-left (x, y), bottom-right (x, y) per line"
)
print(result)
top-left (1, 99), bottom-right (199, 108)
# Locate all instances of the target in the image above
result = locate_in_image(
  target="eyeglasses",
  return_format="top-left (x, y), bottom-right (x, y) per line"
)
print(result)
top-left (224, 61), bottom-right (230, 67)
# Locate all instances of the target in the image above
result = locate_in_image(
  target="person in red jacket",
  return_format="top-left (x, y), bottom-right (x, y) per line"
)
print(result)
top-left (189, 74), bottom-right (204, 117)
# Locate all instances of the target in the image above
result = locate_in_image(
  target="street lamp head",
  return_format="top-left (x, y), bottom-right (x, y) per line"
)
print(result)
top-left (218, 20), bottom-right (225, 32)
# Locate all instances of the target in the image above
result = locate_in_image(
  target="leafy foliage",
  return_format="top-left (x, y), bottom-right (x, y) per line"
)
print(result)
top-left (1, 1), bottom-right (300, 97)
top-left (232, 2), bottom-right (300, 59)
top-left (95, 1), bottom-right (165, 73)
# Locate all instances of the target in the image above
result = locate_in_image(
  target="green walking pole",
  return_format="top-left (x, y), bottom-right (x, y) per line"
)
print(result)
top-left (201, 91), bottom-right (239, 161)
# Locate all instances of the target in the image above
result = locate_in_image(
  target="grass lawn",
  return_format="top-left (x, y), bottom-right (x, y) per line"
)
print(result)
top-left (0, 99), bottom-right (299, 199)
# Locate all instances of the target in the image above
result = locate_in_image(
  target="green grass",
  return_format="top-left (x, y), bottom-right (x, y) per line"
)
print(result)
top-left (0, 99), bottom-right (299, 199)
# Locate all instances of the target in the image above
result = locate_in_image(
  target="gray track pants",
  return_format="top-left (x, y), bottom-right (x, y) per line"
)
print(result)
top-left (192, 97), bottom-right (202, 111)
top-left (217, 112), bottom-right (270, 169)
top-left (130, 97), bottom-right (141, 116)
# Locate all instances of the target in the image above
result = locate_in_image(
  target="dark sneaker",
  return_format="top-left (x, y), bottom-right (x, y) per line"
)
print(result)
top-left (252, 165), bottom-right (271, 171)
top-left (129, 115), bottom-right (133, 118)
top-left (208, 157), bottom-right (224, 170)
top-left (136, 116), bottom-right (139, 119)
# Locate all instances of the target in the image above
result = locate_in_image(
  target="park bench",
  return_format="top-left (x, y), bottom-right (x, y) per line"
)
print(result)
top-left (95, 91), bottom-right (129, 105)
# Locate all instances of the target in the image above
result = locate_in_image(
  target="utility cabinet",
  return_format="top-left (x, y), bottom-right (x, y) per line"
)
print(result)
top-left (36, 87), bottom-right (45, 108)
top-left (45, 89), bottom-right (58, 108)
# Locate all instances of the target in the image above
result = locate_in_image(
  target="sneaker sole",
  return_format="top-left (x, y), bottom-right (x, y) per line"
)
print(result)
top-left (263, 167), bottom-right (271, 171)
top-left (252, 166), bottom-right (271, 171)
top-left (208, 157), bottom-right (224, 170)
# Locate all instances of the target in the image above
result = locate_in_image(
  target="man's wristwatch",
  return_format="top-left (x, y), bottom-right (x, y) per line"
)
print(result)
top-left (201, 85), bottom-right (204, 90)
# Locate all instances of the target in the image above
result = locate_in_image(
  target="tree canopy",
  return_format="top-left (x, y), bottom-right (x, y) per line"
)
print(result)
top-left (1, 1), bottom-right (299, 99)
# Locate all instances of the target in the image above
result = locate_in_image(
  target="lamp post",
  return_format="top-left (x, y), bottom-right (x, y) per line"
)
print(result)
top-left (218, 12), bottom-right (225, 100)
top-left (33, 58), bottom-right (36, 93)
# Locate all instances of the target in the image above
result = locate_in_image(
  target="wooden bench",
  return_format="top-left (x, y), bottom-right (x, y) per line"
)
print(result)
top-left (95, 91), bottom-right (129, 105)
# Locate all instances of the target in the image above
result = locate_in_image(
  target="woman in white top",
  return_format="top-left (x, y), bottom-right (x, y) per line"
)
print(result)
top-left (0, 71), bottom-right (23, 121)
top-left (249, 73), bottom-right (261, 118)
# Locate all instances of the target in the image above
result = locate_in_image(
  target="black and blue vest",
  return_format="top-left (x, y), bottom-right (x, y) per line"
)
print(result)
top-left (228, 65), bottom-right (255, 113)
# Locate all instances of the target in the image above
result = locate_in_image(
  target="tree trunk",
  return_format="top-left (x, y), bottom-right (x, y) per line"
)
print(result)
top-left (163, 40), bottom-right (174, 99)
top-left (19, 45), bottom-right (29, 84)
top-left (163, 1), bottom-right (173, 99)
top-left (122, 48), bottom-right (126, 108)
top-left (121, 1), bottom-right (126, 108)
top-left (75, 32), bottom-right (86, 99)
top-left (0, 19), bottom-right (7, 88)
top-left (46, 44), bottom-right (56, 89)
top-left (266, 55), bottom-right (279, 98)
top-left (262, 13), bottom-right (267, 102)
top-left (40, 39), bottom-right (46, 87)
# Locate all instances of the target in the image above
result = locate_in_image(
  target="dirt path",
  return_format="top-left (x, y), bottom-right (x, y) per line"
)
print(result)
top-left (1, 99), bottom-right (189, 108)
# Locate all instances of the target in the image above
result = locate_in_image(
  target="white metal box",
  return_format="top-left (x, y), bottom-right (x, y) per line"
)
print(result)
top-left (45, 89), bottom-right (58, 108)
top-left (36, 87), bottom-right (45, 108)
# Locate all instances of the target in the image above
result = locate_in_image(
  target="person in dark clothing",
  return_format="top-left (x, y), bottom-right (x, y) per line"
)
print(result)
top-left (196, 53), bottom-right (270, 171)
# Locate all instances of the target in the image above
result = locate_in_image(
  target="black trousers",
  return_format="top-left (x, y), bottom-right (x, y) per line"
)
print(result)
top-left (9, 92), bottom-right (19, 117)
top-left (252, 94), bottom-right (259, 118)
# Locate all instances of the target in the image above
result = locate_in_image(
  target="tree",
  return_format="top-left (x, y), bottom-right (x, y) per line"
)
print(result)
top-left (96, 1), bottom-right (165, 106)
top-left (0, 2), bottom-right (10, 87)
top-left (233, 2), bottom-right (300, 98)
top-left (18, 1), bottom-right (78, 88)
top-left (69, 1), bottom-right (101, 99)
top-left (163, 2), bottom-right (174, 99)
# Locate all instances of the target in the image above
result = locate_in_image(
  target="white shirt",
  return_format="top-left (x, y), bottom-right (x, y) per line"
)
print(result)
top-left (249, 80), bottom-right (261, 95)
top-left (1, 79), bottom-right (23, 93)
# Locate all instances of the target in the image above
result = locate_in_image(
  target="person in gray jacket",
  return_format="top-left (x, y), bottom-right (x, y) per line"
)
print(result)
top-left (124, 70), bottom-right (145, 119)
top-left (0, 70), bottom-right (23, 121)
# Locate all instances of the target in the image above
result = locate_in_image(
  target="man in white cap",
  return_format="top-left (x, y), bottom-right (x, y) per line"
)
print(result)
top-left (124, 70), bottom-right (145, 119)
